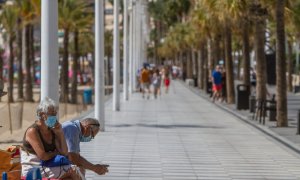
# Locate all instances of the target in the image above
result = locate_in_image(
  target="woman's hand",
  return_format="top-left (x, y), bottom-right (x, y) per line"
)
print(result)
top-left (52, 122), bottom-right (64, 135)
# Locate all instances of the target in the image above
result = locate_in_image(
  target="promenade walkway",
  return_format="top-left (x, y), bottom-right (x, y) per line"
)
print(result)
top-left (81, 81), bottom-right (300, 180)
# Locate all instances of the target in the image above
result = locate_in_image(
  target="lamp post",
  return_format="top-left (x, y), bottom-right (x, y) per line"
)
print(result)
top-left (113, 0), bottom-right (120, 111)
top-left (131, 1), bottom-right (137, 93)
top-left (128, 1), bottom-right (134, 94)
top-left (95, 0), bottom-right (105, 131)
top-left (41, 0), bottom-right (59, 103)
top-left (123, 0), bottom-right (129, 100)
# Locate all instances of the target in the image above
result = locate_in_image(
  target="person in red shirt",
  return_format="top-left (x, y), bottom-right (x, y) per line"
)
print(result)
top-left (164, 73), bottom-right (170, 93)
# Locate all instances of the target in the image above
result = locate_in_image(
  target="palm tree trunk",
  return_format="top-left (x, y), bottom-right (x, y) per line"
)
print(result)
top-left (71, 29), bottom-right (79, 104)
top-left (179, 51), bottom-right (183, 73)
top-left (30, 25), bottom-right (35, 88)
top-left (24, 25), bottom-right (33, 102)
top-left (237, 51), bottom-right (241, 80)
top-left (17, 18), bottom-right (23, 99)
top-left (224, 22), bottom-right (235, 104)
top-left (186, 50), bottom-right (192, 79)
top-left (61, 28), bottom-right (69, 103)
top-left (192, 50), bottom-right (197, 78)
top-left (91, 50), bottom-right (95, 80)
top-left (276, 0), bottom-right (287, 127)
top-left (242, 19), bottom-right (251, 86)
top-left (214, 35), bottom-right (221, 66)
top-left (0, 48), bottom-right (3, 101)
top-left (203, 45), bottom-right (208, 93)
top-left (0, 49), bottom-right (3, 80)
top-left (208, 39), bottom-right (214, 76)
top-left (287, 40), bottom-right (293, 92)
top-left (197, 47), bottom-right (204, 89)
top-left (8, 36), bottom-right (14, 103)
top-left (107, 56), bottom-right (112, 85)
top-left (254, 17), bottom-right (267, 101)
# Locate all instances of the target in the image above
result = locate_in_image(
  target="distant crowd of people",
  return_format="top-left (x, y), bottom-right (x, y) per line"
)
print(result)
top-left (137, 65), bottom-right (178, 99)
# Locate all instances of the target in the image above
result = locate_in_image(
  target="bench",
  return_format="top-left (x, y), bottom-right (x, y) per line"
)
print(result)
top-left (252, 95), bottom-right (276, 125)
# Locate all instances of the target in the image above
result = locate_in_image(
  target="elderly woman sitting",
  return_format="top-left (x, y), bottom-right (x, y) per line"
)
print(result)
top-left (21, 97), bottom-right (81, 179)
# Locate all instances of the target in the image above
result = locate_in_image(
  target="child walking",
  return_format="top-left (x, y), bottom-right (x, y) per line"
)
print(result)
top-left (164, 74), bottom-right (170, 93)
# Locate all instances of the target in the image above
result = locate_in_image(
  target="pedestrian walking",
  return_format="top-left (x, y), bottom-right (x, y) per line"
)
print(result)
top-left (164, 73), bottom-right (170, 94)
top-left (140, 65), bottom-right (151, 99)
top-left (211, 65), bottom-right (222, 103)
top-left (152, 69), bottom-right (162, 99)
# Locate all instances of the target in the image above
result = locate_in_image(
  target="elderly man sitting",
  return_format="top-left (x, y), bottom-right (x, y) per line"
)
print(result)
top-left (62, 118), bottom-right (109, 177)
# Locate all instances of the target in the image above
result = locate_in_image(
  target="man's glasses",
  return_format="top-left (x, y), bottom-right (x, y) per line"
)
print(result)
top-left (88, 123), bottom-right (99, 139)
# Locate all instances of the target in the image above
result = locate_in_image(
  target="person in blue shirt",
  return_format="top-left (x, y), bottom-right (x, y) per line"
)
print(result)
top-left (62, 118), bottom-right (109, 177)
top-left (211, 65), bottom-right (223, 103)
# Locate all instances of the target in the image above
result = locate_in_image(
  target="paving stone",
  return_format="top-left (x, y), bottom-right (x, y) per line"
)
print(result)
top-left (81, 81), bottom-right (300, 179)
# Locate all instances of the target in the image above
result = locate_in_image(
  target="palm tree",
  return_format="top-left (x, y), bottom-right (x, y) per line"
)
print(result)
top-left (59, 0), bottom-right (89, 103)
top-left (275, 0), bottom-right (288, 127)
top-left (17, 0), bottom-right (39, 102)
top-left (17, 16), bottom-right (23, 100)
top-left (69, 4), bottom-right (92, 104)
top-left (0, 49), bottom-right (4, 81)
top-left (224, 19), bottom-right (235, 104)
top-left (250, 2), bottom-right (268, 102)
top-left (191, 4), bottom-right (214, 90)
top-left (0, 4), bottom-right (18, 102)
top-left (104, 30), bottom-right (113, 86)
top-left (199, 0), bottom-right (238, 104)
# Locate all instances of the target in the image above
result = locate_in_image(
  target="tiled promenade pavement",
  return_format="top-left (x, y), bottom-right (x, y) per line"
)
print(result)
top-left (81, 81), bottom-right (300, 180)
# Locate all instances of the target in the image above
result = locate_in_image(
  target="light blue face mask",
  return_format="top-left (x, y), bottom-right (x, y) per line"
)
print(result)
top-left (80, 128), bottom-right (93, 142)
top-left (45, 116), bottom-right (57, 128)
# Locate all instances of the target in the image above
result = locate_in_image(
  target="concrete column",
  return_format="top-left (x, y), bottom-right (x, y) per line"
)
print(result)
top-left (113, 0), bottom-right (120, 111)
top-left (123, 0), bottom-right (129, 100)
top-left (41, 0), bottom-right (59, 103)
top-left (136, 2), bottom-right (141, 74)
top-left (132, 4), bottom-right (137, 92)
top-left (95, 0), bottom-right (105, 131)
top-left (128, 1), bottom-right (133, 94)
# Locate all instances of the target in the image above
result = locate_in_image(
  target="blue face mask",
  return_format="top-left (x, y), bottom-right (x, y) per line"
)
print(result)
top-left (80, 135), bottom-right (92, 142)
top-left (80, 128), bottom-right (93, 142)
top-left (45, 116), bottom-right (57, 128)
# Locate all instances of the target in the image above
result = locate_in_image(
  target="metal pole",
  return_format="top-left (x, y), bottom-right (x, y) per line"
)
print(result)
top-left (95, 0), bottom-right (105, 131)
top-left (123, 0), bottom-right (129, 100)
top-left (113, 0), bottom-right (120, 111)
top-left (132, 4), bottom-right (137, 92)
top-left (128, 1), bottom-right (133, 94)
top-left (41, 0), bottom-right (59, 102)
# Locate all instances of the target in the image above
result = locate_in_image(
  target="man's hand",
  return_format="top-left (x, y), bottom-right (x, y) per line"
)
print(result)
top-left (92, 164), bottom-right (109, 175)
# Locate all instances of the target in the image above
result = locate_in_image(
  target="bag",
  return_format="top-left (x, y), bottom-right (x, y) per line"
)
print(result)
top-left (40, 155), bottom-right (70, 167)
top-left (0, 146), bottom-right (22, 180)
